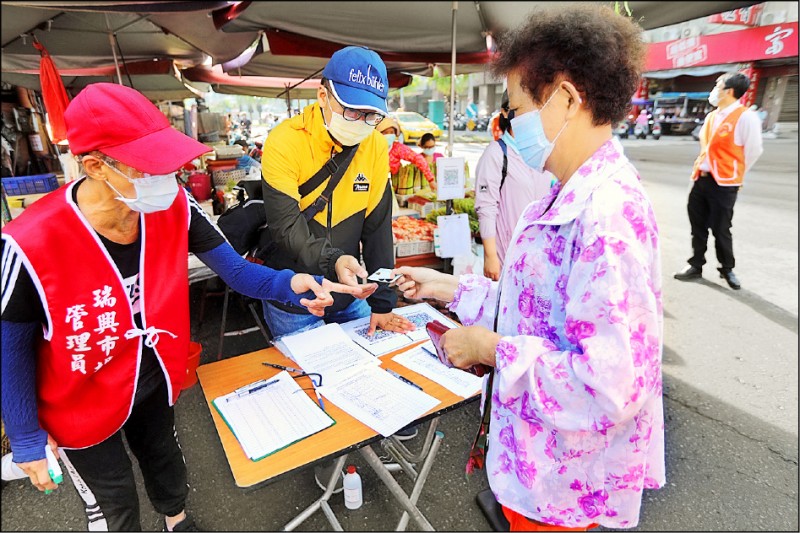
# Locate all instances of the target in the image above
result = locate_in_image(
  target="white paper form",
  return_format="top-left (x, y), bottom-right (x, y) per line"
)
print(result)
top-left (279, 323), bottom-right (379, 384)
top-left (340, 316), bottom-right (413, 356)
top-left (394, 302), bottom-right (460, 342)
top-left (393, 343), bottom-right (483, 399)
top-left (212, 371), bottom-right (334, 460)
top-left (318, 364), bottom-right (441, 437)
top-left (436, 213), bottom-right (472, 258)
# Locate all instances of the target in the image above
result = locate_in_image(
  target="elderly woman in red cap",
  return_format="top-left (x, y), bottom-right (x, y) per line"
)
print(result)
top-left (1, 83), bottom-right (375, 532)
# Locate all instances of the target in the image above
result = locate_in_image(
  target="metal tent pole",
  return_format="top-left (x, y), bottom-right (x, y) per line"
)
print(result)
top-left (105, 14), bottom-right (123, 85)
top-left (443, 1), bottom-right (458, 273)
top-left (447, 1), bottom-right (458, 159)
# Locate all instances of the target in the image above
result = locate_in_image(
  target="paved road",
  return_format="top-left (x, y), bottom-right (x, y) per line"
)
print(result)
top-left (2, 135), bottom-right (797, 531)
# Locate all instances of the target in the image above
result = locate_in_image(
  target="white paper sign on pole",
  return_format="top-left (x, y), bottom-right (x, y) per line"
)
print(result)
top-left (436, 213), bottom-right (471, 258)
top-left (435, 157), bottom-right (465, 201)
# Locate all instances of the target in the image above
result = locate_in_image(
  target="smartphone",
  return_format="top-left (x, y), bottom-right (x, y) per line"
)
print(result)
top-left (367, 268), bottom-right (401, 284)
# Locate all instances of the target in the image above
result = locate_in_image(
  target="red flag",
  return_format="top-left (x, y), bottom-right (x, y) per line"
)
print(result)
top-left (32, 38), bottom-right (70, 144)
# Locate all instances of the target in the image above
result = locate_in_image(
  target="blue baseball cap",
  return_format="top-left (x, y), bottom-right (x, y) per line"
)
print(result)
top-left (322, 46), bottom-right (389, 114)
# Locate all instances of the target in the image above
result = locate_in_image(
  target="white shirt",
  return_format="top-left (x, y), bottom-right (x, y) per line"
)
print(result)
top-left (699, 102), bottom-right (764, 174)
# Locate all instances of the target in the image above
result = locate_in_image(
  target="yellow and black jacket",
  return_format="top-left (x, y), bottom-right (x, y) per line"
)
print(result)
top-left (261, 103), bottom-right (395, 314)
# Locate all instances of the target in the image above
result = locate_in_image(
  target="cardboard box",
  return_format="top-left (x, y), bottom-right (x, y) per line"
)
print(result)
top-left (406, 196), bottom-right (443, 218)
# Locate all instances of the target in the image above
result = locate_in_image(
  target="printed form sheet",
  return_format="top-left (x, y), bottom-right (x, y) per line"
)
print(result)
top-left (279, 323), bottom-right (379, 384)
top-left (393, 342), bottom-right (483, 398)
top-left (318, 364), bottom-right (441, 437)
top-left (212, 371), bottom-right (334, 460)
top-left (394, 302), bottom-right (460, 342)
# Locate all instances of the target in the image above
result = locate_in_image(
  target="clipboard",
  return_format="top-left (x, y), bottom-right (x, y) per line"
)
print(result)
top-left (212, 371), bottom-right (335, 461)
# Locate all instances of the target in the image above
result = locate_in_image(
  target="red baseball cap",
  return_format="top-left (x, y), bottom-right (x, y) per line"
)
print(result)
top-left (65, 83), bottom-right (211, 174)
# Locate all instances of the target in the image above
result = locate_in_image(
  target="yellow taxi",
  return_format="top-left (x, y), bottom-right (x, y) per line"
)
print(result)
top-left (391, 112), bottom-right (442, 144)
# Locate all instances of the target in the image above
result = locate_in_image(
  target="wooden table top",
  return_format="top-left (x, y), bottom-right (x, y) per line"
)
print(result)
top-left (197, 343), bottom-right (479, 489)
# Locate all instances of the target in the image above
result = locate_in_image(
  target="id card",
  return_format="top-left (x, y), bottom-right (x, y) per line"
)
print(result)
top-left (367, 268), bottom-right (401, 284)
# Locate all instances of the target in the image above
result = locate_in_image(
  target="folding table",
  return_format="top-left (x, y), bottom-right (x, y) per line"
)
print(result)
top-left (196, 344), bottom-right (479, 531)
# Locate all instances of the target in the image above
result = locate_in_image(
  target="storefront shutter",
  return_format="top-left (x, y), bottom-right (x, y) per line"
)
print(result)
top-left (778, 76), bottom-right (798, 122)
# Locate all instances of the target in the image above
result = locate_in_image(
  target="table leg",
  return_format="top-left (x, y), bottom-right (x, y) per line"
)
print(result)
top-left (359, 445), bottom-right (435, 531)
top-left (217, 286), bottom-right (231, 360)
top-left (282, 455), bottom-right (348, 532)
top-left (395, 430), bottom-right (445, 532)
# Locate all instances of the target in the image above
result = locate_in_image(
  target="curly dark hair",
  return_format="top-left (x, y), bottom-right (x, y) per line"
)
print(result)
top-left (491, 4), bottom-right (645, 126)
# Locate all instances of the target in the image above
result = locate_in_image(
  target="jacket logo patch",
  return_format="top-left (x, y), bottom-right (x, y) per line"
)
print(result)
top-left (353, 172), bottom-right (369, 191)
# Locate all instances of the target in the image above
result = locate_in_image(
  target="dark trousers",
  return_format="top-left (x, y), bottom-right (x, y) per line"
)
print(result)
top-left (60, 379), bottom-right (187, 531)
top-left (687, 173), bottom-right (739, 271)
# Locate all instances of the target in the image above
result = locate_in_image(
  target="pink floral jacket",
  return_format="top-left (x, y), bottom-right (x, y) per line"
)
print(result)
top-left (449, 138), bottom-right (665, 528)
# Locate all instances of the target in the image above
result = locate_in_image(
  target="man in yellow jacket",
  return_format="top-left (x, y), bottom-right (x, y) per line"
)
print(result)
top-left (260, 46), bottom-right (414, 337)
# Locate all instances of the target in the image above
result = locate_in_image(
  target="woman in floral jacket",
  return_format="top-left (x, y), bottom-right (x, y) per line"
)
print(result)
top-left (393, 5), bottom-right (664, 531)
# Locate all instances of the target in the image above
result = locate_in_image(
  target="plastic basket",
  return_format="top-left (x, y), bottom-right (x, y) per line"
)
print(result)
top-left (1, 174), bottom-right (58, 196)
top-left (212, 169), bottom-right (247, 187)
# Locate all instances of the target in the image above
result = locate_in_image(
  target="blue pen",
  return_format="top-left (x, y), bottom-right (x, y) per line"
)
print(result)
top-left (314, 388), bottom-right (325, 411)
top-left (233, 378), bottom-right (278, 399)
top-left (386, 369), bottom-right (423, 391)
top-left (421, 344), bottom-right (438, 359)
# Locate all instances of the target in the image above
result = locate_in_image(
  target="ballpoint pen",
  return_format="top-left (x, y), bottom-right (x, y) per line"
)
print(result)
top-left (314, 388), bottom-right (325, 411)
top-left (386, 369), bottom-right (423, 391)
top-left (262, 362), bottom-right (303, 374)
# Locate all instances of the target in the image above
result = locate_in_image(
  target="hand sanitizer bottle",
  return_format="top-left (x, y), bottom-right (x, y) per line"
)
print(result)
top-left (343, 464), bottom-right (363, 510)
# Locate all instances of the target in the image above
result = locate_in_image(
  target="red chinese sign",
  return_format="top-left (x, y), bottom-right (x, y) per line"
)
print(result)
top-left (738, 64), bottom-right (761, 107)
top-left (708, 4), bottom-right (764, 26)
top-left (646, 22), bottom-right (798, 72)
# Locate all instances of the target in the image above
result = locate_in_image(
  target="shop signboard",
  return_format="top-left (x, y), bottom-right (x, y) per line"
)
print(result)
top-left (646, 22), bottom-right (798, 72)
top-left (708, 4), bottom-right (764, 27)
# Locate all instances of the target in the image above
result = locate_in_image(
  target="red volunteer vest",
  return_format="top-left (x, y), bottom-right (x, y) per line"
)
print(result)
top-left (691, 106), bottom-right (747, 186)
top-left (3, 180), bottom-right (190, 448)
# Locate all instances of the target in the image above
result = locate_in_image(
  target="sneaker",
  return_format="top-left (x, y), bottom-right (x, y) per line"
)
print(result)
top-left (394, 425), bottom-right (419, 441)
top-left (313, 462), bottom-right (344, 494)
top-left (163, 515), bottom-right (199, 532)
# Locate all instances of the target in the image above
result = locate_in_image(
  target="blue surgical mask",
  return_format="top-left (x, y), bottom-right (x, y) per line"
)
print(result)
top-left (384, 133), bottom-right (397, 147)
top-left (422, 147), bottom-right (436, 156)
top-left (500, 131), bottom-right (519, 155)
top-left (510, 89), bottom-right (568, 173)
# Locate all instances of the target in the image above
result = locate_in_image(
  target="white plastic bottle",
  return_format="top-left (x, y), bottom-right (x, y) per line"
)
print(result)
top-left (1, 454), bottom-right (28, 481)
top-left (342, 464), bottom-right (363, 510)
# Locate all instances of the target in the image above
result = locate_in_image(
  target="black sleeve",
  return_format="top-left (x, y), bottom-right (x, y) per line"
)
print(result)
top-left (187, 193), bottom-right (227, 254)
top-left (361, 184), bottom-right (397, 314)
top-left (1, 238), bottom-right (46, 324)
top-left (261, 180), bottom-right (346, 281)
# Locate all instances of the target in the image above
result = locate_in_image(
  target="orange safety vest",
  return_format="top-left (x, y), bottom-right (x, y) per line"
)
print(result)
top-left (691, 106), bottom-right (747, 186)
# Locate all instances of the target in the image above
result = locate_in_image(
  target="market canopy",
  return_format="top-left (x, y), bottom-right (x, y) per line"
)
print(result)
top-left (1, 2), bottom-right (259, 72)
top-left (2, 1), bottom-right (762, 97)
top-left (214, 1), bottom-right (762, 78)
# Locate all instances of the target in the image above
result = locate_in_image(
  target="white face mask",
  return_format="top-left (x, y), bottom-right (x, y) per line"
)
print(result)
top-left (106, 165), bottom-right (179, 214)
top-left (323, 95), bottom-right (375, 146)
top-left (708, 87), bottom-right (722, 107)
top-left (422, 147), bottom-right (436, 156)
top-left (384, 133), bottom-right (397, 147)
